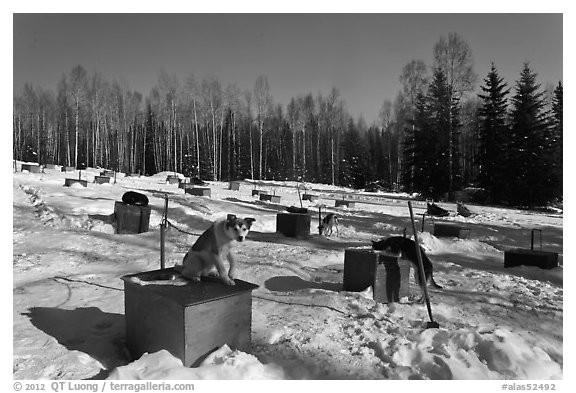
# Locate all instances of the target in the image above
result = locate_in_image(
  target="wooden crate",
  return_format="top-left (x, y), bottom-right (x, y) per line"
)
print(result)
top-left (276, 213), bottom-right (310, 239)
top-left (45, 164), bottom-right (58, 170)
top-left (100, 170), bottom-right (115, 177)
top-left (504, 248), bottom-right (559, 269)
top-left (114, 201), bottom-right (151, 234)
top-left (185, 187), bottom-right (212, 197)
top-left (302, 194), bottom-right (318, 202)
top-left (61, 166), bottom-right (76, 172)
top-left (94, 175), bottom-right (111, 184)
top-left (21, 164), bottom-right (41, 173)
top-left (335, 200), bottom-right (355, 208)
top-left (166, 175), bottom-right (180, 184)
top-left (64, 179), bottom-right (87, 187)
top-left (229, 181), bottom-right (241, 191)
top-left (343, 248), bottom-right (411, 303)
top-left (260, 194), bottom-right (281, 203)
top-left (121, 268), bottom-right (259, 367)
top-left (433, 223), bottom-right (471, 239)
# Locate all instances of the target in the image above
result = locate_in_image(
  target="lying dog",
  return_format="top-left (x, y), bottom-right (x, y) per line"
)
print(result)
top-left (371, 236), bottom-right (442, 295)
top-left (319, 213), bottom-right (339, 237)
top-left (122, 191), bottom-right (149, 207)
top-left (177, 214), bottom-right (255, 286)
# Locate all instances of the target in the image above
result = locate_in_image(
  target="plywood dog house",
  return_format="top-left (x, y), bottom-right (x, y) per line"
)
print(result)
top-left (343, 248), bottom-right (411, 303)
top-left (122, 269), bottom-right (259, 367)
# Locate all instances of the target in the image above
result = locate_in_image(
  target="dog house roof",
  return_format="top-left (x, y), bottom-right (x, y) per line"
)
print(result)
top-left (121, 268), bottom-right (259, 306)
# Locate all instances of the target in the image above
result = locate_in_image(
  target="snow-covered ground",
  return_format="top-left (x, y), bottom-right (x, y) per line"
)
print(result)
top-left (11, 162), bottom-right (564, 381)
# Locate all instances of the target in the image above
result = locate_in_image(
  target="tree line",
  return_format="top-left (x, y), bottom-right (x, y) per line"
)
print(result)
top-left (13, 32), bottom-right (562, 207)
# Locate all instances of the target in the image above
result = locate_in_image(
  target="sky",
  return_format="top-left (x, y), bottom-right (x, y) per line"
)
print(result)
top-left (12, 10), bottom-right (563, 125)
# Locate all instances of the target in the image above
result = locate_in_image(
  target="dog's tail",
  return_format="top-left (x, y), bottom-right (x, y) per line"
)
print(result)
top-left (429, 275), bottom-right (443, 289)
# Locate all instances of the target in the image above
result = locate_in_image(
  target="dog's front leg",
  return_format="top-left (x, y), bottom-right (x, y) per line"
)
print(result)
top-left (216, 254), bottom-right (235, 286)
top-left (226, 251), bottom-right (237, 281)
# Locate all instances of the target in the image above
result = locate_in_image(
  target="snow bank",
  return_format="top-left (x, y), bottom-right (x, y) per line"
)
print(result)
top-left (107, 345), bottom-right (284, 380)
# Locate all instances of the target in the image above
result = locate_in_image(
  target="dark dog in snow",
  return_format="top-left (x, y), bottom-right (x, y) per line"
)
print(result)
top-left (122, 191), bottom-right (149, 207)
top-left (319, 213), bottom-right (339, 237)
top-left (371, 236), bottom-right (442, 294)
top-left (177, 214), bottom-right (255, 286)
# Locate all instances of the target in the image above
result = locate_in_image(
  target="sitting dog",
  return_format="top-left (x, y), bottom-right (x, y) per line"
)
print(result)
top-left (371, 236), bottom-right (442, 295)
top-left (122, 191), bottom-right (149, 207)
top-left (177, 214), bottom-right (255, 286)
top-left (319, 213), bottom-right (339, 237)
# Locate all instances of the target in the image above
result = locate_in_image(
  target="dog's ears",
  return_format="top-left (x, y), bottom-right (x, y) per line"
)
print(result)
top-left (243, 217), bottom-right (256, 228)
top-left (226, 214), bottom-right (237, 222)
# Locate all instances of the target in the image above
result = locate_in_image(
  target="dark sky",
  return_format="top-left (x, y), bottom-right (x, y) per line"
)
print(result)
top-left (13, 13), bottom-right (563, 124)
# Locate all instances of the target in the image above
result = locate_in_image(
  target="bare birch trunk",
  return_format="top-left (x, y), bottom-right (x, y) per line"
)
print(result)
top-left (193, 99), bottom-right (200, 177)
top-left (74, 96), bottom-right (79, 167)
top-left (302, 126), bottom-right (306, 180)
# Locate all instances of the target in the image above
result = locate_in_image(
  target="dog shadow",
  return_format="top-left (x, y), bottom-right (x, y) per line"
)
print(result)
top-left (23, 306), bottom-right (128, 379)
top-left (264, 275), bottom-right (342, 292)
top-left (248, 230), bottom-right (365, 251)
top-left (88, 213), bottom-right (116, 225)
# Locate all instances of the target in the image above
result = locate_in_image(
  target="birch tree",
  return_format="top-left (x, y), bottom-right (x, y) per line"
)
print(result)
top-left (253, 75), bottom-right (272, 180)
top-left (201, 75), bottom-right (223, 180)
top-left (69, 65), bottom-right (88, 168)
top-left (433, 32), bottom-right (477, 199)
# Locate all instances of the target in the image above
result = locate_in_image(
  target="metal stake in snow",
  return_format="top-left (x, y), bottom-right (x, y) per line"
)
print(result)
top-left (318, 205), bottom-right (322, 235)
top-left (408, 201), bottom-right (439, 329)
top-left (160, 194), bottom-right (169, 269)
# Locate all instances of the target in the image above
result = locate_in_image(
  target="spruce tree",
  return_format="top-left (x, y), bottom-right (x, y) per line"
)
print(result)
top-left (410, 92), bottom-right (434, 197)
top-left (549, 81), bottom-right (563, 201)
top-left (508, 62), bottom-right (550, 207)
top-left (339, 118), bottom-right (368, 189)
top-left (410, 68), bottom-right (456, 199)
top-left (477, 63), bottom-right (510, 204)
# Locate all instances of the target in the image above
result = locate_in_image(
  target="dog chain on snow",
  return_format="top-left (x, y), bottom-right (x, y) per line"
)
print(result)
top-left (164, 219), bottom-right (202, 236)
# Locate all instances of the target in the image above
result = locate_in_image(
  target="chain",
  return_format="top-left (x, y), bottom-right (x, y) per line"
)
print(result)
top-left (165, 218), bottom-right (202, 237)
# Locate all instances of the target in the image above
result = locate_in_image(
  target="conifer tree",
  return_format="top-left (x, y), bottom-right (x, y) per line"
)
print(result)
top-left (477, 63), bottom-right (510, 204)
top-left (549, 81), bottom-right (563, 200)
top-left (508, 62), bottom-right (551, 206)
top-left (339, 118), bottom-right (368, 189)
top-left (409, 92), bottom-right (434, 196)
top-left (409, 68), bottom-right (458, 199)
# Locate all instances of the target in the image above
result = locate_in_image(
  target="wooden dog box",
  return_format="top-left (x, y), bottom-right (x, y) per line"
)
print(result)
top-left (21, 163), bottom-right (41, 173)
top-left (276, 213), bottom-right (310, 239)
top-left (178, 182), bottom-right (193, 190)
top-left (302, 194), bottom-right (318, 202)
top-left (504, 248), bottom-right (559, 269)
top-left (335, 200), bottom-right (355, 208)
top-left (166, 175), bottom-right (180, 184)
top-left (260, 194), bottom-right (281, 203)
top-left (100, 170), bottom-right (115, 177)
top-left (229, 181), bottom-right (241, 191)
top-left (114, 201), bottom-right (151, 234)
top-left (45, 164), bottom-right (57, 170)
top-left (343, 248), bottom-right (411, 303)
top-left (185, 187), bottom-right (212, 197)
top-left (64, 178), bottom-right (87, 187)
top-left (121, 268), bottom-right (259, 367)
top-left (61, 166), bottom-right (76, 172)
top-left (94, 175), bottom-right (111, 184)
top-left (433, 223), bottom-right (471, 239)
